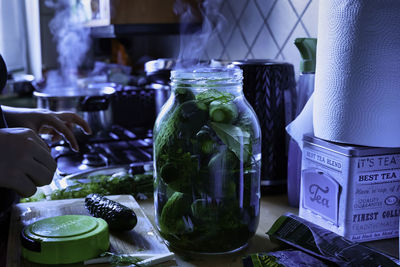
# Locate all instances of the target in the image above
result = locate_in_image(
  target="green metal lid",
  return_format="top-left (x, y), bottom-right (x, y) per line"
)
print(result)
top-left (30, 215), bottom-right (98, 238)
top-left (294, 38), bottom-right (317, 73)
top-left (21, 215), bottom-right (109, 265)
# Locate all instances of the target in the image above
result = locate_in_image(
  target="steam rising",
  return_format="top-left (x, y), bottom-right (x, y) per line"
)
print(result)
top-left (45, 0), bottom-right (91, 87)
top-left (174, 0), bottom-right (224, 68)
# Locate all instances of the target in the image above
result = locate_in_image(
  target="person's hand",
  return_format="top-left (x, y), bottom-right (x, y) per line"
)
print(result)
top-left (0, 128), bottom-right (57, 197)
top-left (2, 106), bottom-right (92, 151)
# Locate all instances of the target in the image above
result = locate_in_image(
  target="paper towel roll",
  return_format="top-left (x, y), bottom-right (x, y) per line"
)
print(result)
top-left (314, 0), bottom-right (400, 147)
top-left (286, 95), bottom-right (314, 146)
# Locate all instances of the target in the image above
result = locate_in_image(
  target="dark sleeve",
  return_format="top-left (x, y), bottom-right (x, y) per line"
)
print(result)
top-left (0, 105), bottom-right (7, 128)
top-left (0, 105), bottom-right (16, 215)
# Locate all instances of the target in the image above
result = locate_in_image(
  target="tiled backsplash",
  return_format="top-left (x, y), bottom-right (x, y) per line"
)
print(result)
top-left (203, 0), bottom-right (319, 73)
top-left (40, 0), bottom-right (320, 75)
top-left (152, 0), bottom-right (319, 75)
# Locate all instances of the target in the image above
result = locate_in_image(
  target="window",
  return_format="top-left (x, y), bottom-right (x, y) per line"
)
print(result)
top-left (0, 0), bottom-right (27, 72)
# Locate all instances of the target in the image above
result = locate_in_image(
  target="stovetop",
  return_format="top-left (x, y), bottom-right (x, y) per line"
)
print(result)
top-left (51, 125), bottom-right (153, 176)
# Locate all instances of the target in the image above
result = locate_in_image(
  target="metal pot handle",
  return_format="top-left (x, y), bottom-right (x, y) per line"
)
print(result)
top-left (79, 96), bottom-right (111, 112)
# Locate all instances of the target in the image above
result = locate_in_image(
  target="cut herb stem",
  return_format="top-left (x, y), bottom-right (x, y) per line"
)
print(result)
top-left (83, 252), bottom-right (174, 266)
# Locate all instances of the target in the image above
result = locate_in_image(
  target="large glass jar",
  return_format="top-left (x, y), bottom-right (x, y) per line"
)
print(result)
top-left (153, 66), bottom-right (261, 253)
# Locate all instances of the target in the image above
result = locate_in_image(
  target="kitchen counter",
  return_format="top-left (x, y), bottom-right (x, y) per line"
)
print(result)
top-left (3, 194), bottom-right (398, 266)
top-left (139, 195), bottom-right (295, 266)
top-left (139, 194), bottom-right (399, 266)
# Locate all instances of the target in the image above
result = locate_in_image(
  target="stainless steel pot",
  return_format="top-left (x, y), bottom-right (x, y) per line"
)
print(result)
top-left (144, 59), bottom-right (175, 115)
top-left (33, 83), bottom-right (116, 136)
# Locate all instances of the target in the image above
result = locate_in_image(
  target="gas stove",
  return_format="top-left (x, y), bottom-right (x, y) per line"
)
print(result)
top-left (51, 125), bottom-right (153, 176)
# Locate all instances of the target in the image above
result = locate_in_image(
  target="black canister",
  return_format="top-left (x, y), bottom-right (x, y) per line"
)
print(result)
top-left (233, 60), bottom-right (296, 193)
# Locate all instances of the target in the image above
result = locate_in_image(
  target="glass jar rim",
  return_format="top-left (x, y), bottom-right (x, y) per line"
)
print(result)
top-left (171, 65), bottom-right (243, 85)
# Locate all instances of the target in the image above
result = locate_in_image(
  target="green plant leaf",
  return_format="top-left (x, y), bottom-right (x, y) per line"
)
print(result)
top-left (210, 122), bottom-right (251, 161)
top-left (101, 252), bottom-right (143, 266)
top-left (196, 89), bottom-right (234, 105)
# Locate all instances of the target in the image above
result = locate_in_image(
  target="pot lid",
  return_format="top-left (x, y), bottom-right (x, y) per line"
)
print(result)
top-left (34, 83), bottom-right (116, 98)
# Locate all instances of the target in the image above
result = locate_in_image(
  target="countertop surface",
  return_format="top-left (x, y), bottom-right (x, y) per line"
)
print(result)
top-left (140, 194), bottom-right (298, 266)
top-left (139, 194), bottom-right (399, 266)
top-left (4, 194), bottom-right (398, 266)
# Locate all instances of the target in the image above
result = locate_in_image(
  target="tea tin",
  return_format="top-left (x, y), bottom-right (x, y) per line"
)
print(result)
top-left (299, 134), bottom-right (400, 241)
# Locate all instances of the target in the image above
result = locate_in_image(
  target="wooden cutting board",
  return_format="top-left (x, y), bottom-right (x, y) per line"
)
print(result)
top-left (6, 195), bottom-right (171, 267)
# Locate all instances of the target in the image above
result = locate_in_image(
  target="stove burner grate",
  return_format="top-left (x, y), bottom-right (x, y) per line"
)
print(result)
top-left (52, 125), bottom-right (153, 176)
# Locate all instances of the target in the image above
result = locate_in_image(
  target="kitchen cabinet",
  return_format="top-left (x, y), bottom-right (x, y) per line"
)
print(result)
top-left (90, 23), bottom-right (201, 38)
top-left (83, 0), bottom-right (202, 38)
